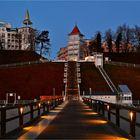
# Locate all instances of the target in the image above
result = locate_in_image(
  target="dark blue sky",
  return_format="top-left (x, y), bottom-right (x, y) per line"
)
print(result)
top-left (0, 1), bottom-right (140, 59)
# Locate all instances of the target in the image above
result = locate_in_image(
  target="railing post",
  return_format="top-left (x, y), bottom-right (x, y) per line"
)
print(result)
top-left (107, 105), bottom-right (111, 121)
top-left (95, 101), bottom-right (97, 112)
top-left (43, 103), bottom-right (45, 114)
top-left (0, 108), bottom-right (6, 136)
top-left (91, 100), bottom-right (94, 110)
top-left (30, 104), bottom-right (33, 121)
top-left (130, 111), bottom-right (136, 137)
top-left (90, 99), bottom-right (92, 108)
top-left (54, 99), bottom-right (56, 107)
top-left (98, 101), bottom-right (101, 113)
top-left (102, 102), bottom-right (105, 116)
top-left (116, 106), bottom-right (120, 127)
top-left (38, 103), bottom-right (41, 116)
top-left (18, 106), bottom-right (24, 129)
top-left (47, 101), bottom-right (50, 113)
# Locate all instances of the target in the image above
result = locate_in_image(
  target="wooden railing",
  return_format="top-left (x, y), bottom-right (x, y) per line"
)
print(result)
top-left (0, 97), bottom-right (63, 138)
top-left (83, 97), bottom-right (140, 138)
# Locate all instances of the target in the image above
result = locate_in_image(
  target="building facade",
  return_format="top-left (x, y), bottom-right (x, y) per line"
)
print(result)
top-left (57, 25), bottom-right (85, 61)
top-left (0, 10), bottom-right (35, 51)
top-left (57, 47), bottom-right (68, 60)
top-left (57, 25), bottom-right (137, 61)
top-left (67, 25), bottom-right (84, 61)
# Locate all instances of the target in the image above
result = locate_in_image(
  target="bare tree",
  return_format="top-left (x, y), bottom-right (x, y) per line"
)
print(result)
top-left (115, 32), bottom-right (122, 53)
top-left (135, 25), bottom-right (140, 52)
top-left (105, 29), bottom-right (113, 53)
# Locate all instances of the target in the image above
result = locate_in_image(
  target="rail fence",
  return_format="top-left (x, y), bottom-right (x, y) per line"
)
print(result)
top-left (0, 61), bottom-right (41, 68)
top-left (0, 97), bottom-right (63, 138)
top-left (83, 97), bottom-right (140, 139)
top-left (106, 61), bottom-right (140, 68)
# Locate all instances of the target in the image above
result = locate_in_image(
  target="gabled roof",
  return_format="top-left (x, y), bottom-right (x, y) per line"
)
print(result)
top-left (118, 85), bottom-right (132, 93)
top-left (68, 25), bottom-right (84, 36)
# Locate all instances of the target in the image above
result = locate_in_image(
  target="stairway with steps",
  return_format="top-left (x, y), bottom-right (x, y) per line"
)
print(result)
top-left (66, 61), bottom-right (79, 100)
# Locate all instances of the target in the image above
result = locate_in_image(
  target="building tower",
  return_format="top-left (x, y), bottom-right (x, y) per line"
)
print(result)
top-left (18, 10), bottom-right (34, 50)
top-left (23, 10), bottom-right (32, 26)
top-left (68, 25), bottom-right (84, 61)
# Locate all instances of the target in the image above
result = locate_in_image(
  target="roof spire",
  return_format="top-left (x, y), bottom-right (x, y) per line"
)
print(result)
top-left (23, 10), bottom-right (32, 26)
top-left (68, 24), bottom-right (84, 36)
top-left (75, 21), bottom-right (77, 26)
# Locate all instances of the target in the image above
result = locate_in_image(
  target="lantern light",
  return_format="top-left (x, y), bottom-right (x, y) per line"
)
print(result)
top-left (20, 107), bottom-right (24, 114)
top-left (107, 105), bottom-right (110, 111)
top-left (38, 103), bottom-right (41, 108)
top-left (129, 111), bottom-right (133, 121)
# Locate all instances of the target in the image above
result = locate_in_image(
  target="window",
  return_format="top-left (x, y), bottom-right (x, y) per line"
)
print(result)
top-left (2, 33), bottom-right (5, 38)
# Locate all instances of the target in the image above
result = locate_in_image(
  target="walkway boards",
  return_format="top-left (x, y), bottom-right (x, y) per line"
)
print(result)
top-left (37, 100), bottom-right (128, 139)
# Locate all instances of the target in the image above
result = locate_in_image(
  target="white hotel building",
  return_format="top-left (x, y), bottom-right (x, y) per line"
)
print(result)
top-left (0, 10), bottom-right (35, 51)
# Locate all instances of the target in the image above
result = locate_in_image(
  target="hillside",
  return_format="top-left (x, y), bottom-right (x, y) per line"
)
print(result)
top-left (104, 64), bottom-right (140, 100)
top-left (0, 50), bottom-right (41, 64)
top-left (80, 62), bottom-right (111, 94)
top-left (0, 62), bottom-right (64, 100)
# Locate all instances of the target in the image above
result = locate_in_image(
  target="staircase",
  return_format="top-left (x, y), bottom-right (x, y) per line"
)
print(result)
top-left (66, 61), bottom-right (80, 100)
top-left (98, 66), bottom-right (118, 94)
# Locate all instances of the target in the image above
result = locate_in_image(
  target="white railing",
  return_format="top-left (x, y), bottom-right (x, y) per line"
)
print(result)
top-left (64, 62), bottom-right (68, 97)
top-left (98, 66), bottom-right (118, 94)
top-left (77, 63), bottom-right (81, 96)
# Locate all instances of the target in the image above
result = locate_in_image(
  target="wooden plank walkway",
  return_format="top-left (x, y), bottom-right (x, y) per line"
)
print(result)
top-left (36, 100), bottom-right (128, 139)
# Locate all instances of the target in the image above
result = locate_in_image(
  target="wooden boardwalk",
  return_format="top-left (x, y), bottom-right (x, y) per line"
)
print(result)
top-left (36, 100), bottom-right (128, 139)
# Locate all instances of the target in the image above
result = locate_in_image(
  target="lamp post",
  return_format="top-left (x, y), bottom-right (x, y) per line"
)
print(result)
top-left (129, 111), bottom-right (136, 137)
top-left (53, 88), bottom-right (56, 108)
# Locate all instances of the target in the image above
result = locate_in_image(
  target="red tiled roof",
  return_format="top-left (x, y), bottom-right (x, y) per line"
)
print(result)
top-left (68, 25), bottom-right (84, 36)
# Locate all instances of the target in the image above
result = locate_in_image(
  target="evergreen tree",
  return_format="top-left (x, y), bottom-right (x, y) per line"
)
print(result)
top-left (96, 32), bottom-right (102, 52)
top-left (115, 32), bottom-right (122, 53)
top-left (35, 30), bottom-right (50, 58)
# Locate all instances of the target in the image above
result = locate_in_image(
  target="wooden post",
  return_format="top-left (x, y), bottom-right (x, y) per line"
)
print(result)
top-left (18, 106), bottom-right (23, 129)
top-left (91, 100), bottom-right (94, 110)
top-left (102, 102), bottom-right (105, 116)
top-left (43, 103), bottom-right (45, 114)
top-left (98, 102), bottom-right (101, 113)
top-left (95, 101), bottom-right (97, 112)
top-left (30, 104), bottom-right (33, 121)
top-left (107, 105), bottom-right (111, 121)
top-left (116, 106), bottom-right (120, 127)
top-left (0, 108), bottom-right (6, 136)
top-left (130, 111), bottom-right (136, 137)
top-left (38, 103), bottom-right (40, 116)
top-left (47, 101), bottom-right (50, 113)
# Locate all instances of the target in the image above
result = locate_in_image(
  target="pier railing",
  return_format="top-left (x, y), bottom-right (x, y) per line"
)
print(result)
top-left (83, 97), bottom-right (140, 138)
top-left (0, 96), bottom-right (63, 138)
